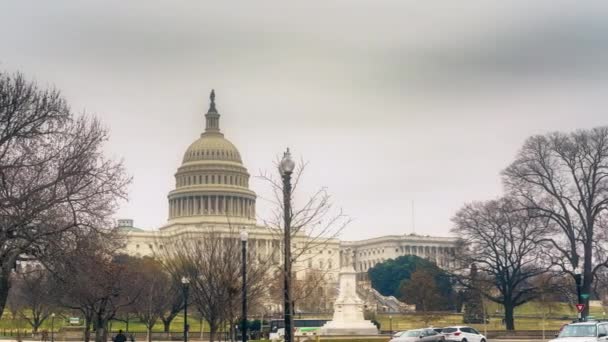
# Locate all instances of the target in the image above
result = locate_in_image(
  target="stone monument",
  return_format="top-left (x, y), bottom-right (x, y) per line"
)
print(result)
top-left (320, 265), bottom-right (379, 335)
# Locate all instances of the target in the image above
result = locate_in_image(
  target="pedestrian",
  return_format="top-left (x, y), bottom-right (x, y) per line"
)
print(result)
top-left (114, 330), bottom-right (127, 342)
top-left (41, 330), bottom-right (48, 342)
top-left (129, 333), bottom-right (135, 342)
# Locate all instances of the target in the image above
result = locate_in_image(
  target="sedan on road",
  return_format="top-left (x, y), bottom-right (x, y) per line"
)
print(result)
top-left (390, 328), bottom-right (445, 342)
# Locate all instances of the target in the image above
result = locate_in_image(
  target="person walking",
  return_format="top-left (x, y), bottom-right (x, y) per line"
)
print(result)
top-left (114, 330), bottom-right (127, 342)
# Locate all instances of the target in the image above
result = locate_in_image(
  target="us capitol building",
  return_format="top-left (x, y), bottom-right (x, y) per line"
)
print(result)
top-left (120, 91), bottom-right (458, 309)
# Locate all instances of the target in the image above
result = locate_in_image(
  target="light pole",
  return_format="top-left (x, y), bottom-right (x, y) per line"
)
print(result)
top-left (574, 266), bottom-right (583, 321)
top-left (51, 313), bottom-right (55, 342)
top-left (279, 148), bottom-right (295, 342)
top-left (182, 276), bottom-right (190, 342)
top-left (240, 230), bottom-right (249, 342)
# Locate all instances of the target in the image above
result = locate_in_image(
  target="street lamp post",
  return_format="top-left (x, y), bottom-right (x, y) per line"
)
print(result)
top-left (182, 276), bottom-right (190, 342)
top-left (279, 148), bottom-right (295, 342)
top-left (240, 230), bottom-right (249, 342)
top-left (574, 267), bottom-right (583, 321)
top-left (51, 313), bottom-right (55, 342)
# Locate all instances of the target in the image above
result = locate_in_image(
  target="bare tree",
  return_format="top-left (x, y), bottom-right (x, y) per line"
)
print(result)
top-left (159, 229), bottom-right (270, 342)
top-left (268, 268), bottom-right (336, 314)
top-left (400, 269), bottom-right (445, 326)
top-left (55, 236), bottom-right (143, 342)
top-left (451, 197), bottom-right (550, 330)
top-left (503, 127), bottom-right (608, 317)
top-left (9, 268), bottom-right (59, 333)
top-left (258, 156), bottom-right (350, 325)
top-left (259, 158), bottom-right (350, 268)
top-left (0, 71), bottom-right (130, 317)
top-left (131, 257), bottom-right (174, 342)
top-left (536, 273), bottom-right (571, 315)
top-left (158, 279), bottom-right (185, 333)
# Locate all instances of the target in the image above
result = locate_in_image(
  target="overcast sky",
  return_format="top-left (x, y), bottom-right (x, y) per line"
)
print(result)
top-left (2, 1), bottom-right (608, 240)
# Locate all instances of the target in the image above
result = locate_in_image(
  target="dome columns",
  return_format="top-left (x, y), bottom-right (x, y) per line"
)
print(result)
top-left (168, 194), bottom-right (256, 219)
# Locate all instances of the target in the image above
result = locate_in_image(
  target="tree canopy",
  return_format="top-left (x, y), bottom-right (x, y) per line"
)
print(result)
top-left (368, 255), bottom-right (453, 305)
top-left (400, 269), bottom-right (447, 324)
top-left (502, 127), bottom-right (608, 317)
top-left (452, 197), bottom-right (549, 330)
top-left (0, 71), bottom-right (129, 318)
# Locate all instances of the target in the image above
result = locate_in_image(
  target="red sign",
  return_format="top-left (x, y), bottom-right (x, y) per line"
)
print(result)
top-left (576, 304), bottom-right (586, 313)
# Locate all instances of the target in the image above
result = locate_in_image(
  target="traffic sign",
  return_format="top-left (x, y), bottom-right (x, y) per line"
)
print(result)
top-left (576, 304), bottom-right (586, 313)
top-left (581, 293), bottom-right (590, 299)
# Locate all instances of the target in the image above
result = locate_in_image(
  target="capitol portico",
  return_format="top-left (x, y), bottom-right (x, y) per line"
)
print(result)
top-left (121, 91), bottom-right (458, 307)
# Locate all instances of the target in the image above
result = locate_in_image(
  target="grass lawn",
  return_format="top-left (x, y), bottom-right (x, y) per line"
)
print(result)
top-left (2, 300), bottom-right (606, 334)
top-left (376, 300), bottom-right (608, 332)
top-left (0, 314), bottom-right (219, 334)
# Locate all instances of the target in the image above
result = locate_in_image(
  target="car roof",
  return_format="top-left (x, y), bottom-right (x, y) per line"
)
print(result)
top-left (444, 326), bottom-right (470, 328)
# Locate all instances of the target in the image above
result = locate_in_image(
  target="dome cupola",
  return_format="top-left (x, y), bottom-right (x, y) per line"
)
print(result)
top-left (166, 90), bottom-right (256, 226)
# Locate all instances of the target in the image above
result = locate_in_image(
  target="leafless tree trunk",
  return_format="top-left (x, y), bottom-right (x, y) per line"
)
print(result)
top-left (9, 269), bottom-right (58, 333)
top-left (159, 283), bottom-right (184, 333)
top-left (503, 127), bottom-right (608, 317)
top-left (451, 197), bottom-right (550, 330)
top-left (0, 71), bottom-right (130, 318)
top-left (159, 228), bottom-right (270, 342)
top-left (400, 269), bottom-right (445, 326)
top-left (258, 156), bottom-right (350, 318)
top-left (53, 235), bottom-right (144, 342)
top-left (132, 258), bottom-right (173, 342)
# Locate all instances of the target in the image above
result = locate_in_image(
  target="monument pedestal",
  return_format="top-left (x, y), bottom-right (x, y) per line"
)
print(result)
top-left (320, 266), bottom-right (378, 335)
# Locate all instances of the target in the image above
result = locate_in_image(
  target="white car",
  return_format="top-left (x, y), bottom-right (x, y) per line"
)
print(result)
top-left (269, 328), bottom-right (284, 341)
top-left (442, 326), bottom-right (486, 342)
top-left (549, 322), bottom-right (608, 342)
top-left (393, 331), bottom-right (408, 338)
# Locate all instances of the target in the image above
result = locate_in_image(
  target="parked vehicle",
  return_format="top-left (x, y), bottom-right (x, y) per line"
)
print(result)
top-left (268, 319), bottom-right (329, 340)
top-left (442, 326), bottom-right (486, 342)
top-left (549, 321), bottom-right (608, 342)
top-left (389, 328), bottom-right (444, 342)
top-left (393, 331), bottom-right (408, 338)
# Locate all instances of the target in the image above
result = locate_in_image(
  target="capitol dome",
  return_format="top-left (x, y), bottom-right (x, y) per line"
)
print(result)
top-left (166, 90), bottom-right (256, 226)
top-left (182, 134), bottom-right (242, 164)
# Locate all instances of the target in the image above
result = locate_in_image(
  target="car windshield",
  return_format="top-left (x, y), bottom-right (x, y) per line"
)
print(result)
top-left (442, 328), bottom-right (457, 333)
top-left (394, 332), bottom-right (405, 337)
top-left (404, 330), bottom-right (422, 337)
top-left (559, 325), bottom-right (597, 337)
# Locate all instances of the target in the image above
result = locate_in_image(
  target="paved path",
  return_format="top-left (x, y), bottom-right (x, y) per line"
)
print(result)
top-left (0, 340), bottom-right (553, 342)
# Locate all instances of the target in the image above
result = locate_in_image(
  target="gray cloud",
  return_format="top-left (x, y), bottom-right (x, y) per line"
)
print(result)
top-left (1, 0), bottom-right (607, 239)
